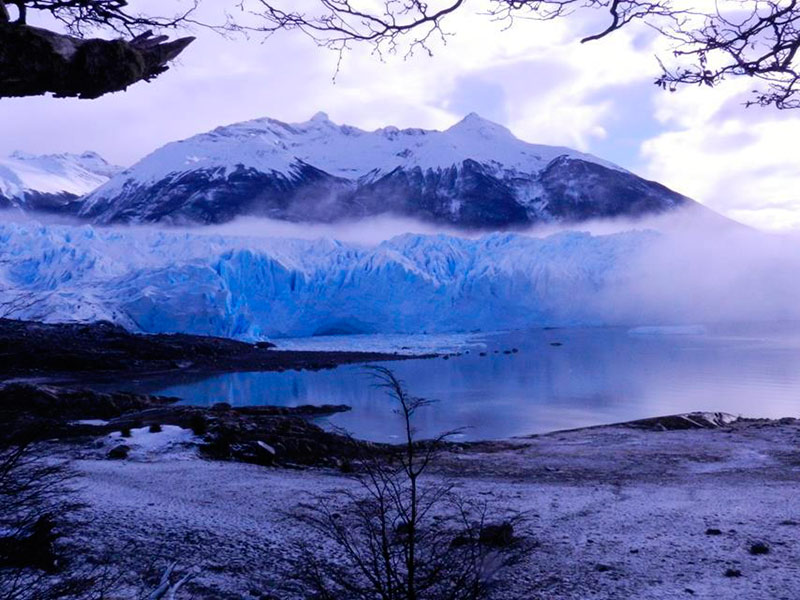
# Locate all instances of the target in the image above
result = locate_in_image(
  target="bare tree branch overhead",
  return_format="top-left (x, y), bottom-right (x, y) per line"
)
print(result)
top-left (0, 0), bottom-right (198, 99)
top-left (655, 1), bottom-right (800, 108)
top-left (2, 1), bottom-right (798, 105)
top-left (242, 0), bottom-right (800, 108)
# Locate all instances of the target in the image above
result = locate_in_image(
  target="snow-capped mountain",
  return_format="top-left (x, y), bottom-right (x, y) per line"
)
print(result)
top-left (0, 151), bottom-right (123, 215)
top-left (79, 113), bottom-right (694, 228)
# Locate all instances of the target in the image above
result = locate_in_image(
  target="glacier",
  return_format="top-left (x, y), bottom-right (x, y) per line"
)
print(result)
top-left (0, 220), bottom-right (656, 340)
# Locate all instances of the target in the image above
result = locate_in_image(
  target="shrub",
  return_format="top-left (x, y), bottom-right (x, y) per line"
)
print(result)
top-left (188, 413), bottom-right (208, 436)
top-left (294, 366), bottom-right (524, 600)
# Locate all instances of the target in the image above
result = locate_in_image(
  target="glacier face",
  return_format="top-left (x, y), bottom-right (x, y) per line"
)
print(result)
top-left (0, 151), bottom-right (123, 215)
top-left (78, 113), bottom-right (694, 229)
top-left (0, 221), bottom-right (654, 339)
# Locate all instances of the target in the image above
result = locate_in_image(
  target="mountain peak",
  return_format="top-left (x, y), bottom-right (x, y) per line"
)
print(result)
top-left (76, 112), bottom-right (696, 229)
top-left (8, 150), bottom-right (110, 165)
top-left (309, 111), bottom-right (332, 124)
top-left (447, 113), bottom-right (512, 137)
top-left (0, 149), bottom-right (121, 205)
top-left (463, 112), bottom-right (489, 123)
top-left (9, 150), bottom-right (36, 161)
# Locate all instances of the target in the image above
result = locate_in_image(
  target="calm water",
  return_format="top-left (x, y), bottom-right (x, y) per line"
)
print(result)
top-left (121, 324), bottom-right (800, 441)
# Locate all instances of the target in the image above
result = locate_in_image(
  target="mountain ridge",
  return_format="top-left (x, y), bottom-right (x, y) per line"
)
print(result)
top-left (76, 113), bottom-right (696, 229)
top-left (0, 151), bottom-right (123, 215)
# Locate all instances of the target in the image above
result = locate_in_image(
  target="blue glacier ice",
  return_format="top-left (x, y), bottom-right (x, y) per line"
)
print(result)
top-left (0, 221), bottom-right (658, 339)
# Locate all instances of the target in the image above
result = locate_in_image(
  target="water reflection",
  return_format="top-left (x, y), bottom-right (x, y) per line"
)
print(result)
top-left (123, 325), bottom-right (800, 441)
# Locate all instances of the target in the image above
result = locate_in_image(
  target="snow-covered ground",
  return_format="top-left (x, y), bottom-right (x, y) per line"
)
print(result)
top-left (67, 417), bottom-right (800, 599)
top-left (274, 331), bottom-right (489, 354)
top-left (104, 425), bottom-right (198, 460)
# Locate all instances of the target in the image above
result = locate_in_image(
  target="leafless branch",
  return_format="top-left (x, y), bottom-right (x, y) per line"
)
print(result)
top-left (238, 0), bottom-right (800, 108)
top-left (290, 366), bottom-right (524, 599)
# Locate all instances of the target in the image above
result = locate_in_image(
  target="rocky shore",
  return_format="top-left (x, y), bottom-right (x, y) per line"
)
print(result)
top-left (0, 318), bottom-right (421, 379)
top-left (0, 382), bottom-right (369, 468)
top-left (63, 410), bottom-right (800, 599)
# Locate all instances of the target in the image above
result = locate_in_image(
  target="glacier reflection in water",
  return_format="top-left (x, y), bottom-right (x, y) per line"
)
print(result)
top-left (133, 325), bottom-right (800, 442)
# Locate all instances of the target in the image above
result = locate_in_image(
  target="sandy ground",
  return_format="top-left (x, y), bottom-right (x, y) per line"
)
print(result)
top-left (67, 418), bottom-right (800, 599)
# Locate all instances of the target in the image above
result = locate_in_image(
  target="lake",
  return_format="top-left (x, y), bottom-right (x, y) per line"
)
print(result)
top-left (121, 324), bottom-right (800, 442)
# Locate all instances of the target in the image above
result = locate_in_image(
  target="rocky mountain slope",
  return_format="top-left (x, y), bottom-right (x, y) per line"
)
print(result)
top-left (78, 113), bottom-right (695, 229)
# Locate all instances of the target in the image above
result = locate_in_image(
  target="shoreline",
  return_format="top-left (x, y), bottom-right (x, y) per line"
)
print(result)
top-left (3, 320), bottom-right (800, 598)
top-left (3, 381), bottom-right (799, 598)
top-left (0, 318), bottom-right (431, 382)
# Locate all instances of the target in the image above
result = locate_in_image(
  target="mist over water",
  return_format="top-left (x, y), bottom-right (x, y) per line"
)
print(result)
top-left (5, 206), bottom-right (800, 433)
top-left (3, 206), bottom-right (800, 329)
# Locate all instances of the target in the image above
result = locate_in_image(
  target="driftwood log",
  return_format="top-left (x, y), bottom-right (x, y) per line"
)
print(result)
top-left (0, 21), bottom-right (193, 99)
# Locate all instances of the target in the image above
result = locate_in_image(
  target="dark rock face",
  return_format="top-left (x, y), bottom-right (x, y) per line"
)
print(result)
top-left (539, 157), bottom-right (688, 220)
top-left (0, 190), bottom-right (83, 215)
top-left (84, 163), bottom-right (356, 225)
top-left (352, 160), bottom-right (531, 228)
top-left (84, 157), bottom-right (693, 229)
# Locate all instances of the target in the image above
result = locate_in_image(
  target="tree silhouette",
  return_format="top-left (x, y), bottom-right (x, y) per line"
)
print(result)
top-left (293, 367), bottom-right (523, 600)
top-left (0, 0), bottom-right (197, 99)
top-left (247, 0), bottom-right (800, 109)
top-left (3, 1), bottom-right (798, 107)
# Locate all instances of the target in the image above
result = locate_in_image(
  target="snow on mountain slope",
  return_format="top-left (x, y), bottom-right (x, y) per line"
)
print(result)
top-left (79, 113), bottom-right (693, 228)
top-left (85, 112), bottom-right (612, 188)
top-left (0, 151), bottom-right (123, 214)
top-left (0, 221), bottom-right (653, 339)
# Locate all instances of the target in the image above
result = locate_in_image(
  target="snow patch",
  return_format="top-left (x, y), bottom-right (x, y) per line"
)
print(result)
top-left (106, 426), bottom-right (197, 460)
top-left (73, 419), bottom-right (110, 426)
top-left (628, 325), bottom-right (708, 336)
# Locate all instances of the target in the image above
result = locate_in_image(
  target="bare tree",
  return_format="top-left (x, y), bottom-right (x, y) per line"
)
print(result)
top-left (244, 0), bottom-right (800, 109)
top-left (0, 442), bottom-right (90, 600)
top-left (293, 366), bottom-right (523, 600)
top-left (3, 1), bottom-right (797, 106)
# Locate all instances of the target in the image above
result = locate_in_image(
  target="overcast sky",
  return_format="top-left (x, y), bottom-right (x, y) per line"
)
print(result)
top-left (1, 1), bottom-right (799, 230)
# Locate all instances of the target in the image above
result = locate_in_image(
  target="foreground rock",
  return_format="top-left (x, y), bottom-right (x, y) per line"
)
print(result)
top-left (0, 383), bottom-right (364, 467)
top-left (0, 318), bottom-right (419, 378)
top-left (0, 382), bottom-right (178, 444)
